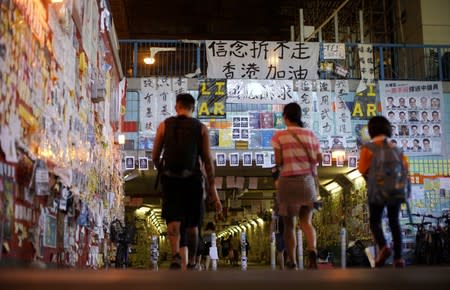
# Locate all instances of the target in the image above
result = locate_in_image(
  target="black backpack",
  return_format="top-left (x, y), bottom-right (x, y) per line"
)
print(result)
top-left (161, 116), bottom-right (202, 177)
top-left (365, 139), bottom-right (409, 205)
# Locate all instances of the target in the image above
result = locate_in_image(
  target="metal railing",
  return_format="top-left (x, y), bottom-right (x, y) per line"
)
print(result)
top-left (119, 40), bottom-right (450, 81)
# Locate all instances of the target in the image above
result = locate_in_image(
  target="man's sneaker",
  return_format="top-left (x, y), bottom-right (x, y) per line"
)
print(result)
top-left (375, 246), bottom-right (392, 267)
top-left (169, 253), bottom-right (182, 270)
top-left (393, 258), bottom-right (405, 268)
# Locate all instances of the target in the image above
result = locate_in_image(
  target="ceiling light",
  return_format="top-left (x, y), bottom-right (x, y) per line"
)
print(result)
top-left (143, 57), bottom-right (155, 65)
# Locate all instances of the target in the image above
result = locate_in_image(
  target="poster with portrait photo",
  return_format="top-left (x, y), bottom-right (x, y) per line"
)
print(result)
top-left (270, 152), bottom-right (276, 165)
top-left (240, 128), bottom-right (249, 140)
top-left (348, 156), bottom-right (357, 168)
top-left (240, 117), bottom-right (249, 128)
top-left (229, 153), bottom-right (239, 167)
top-left (379, 80), bottom-right (443, 156)
top-left (125, 156), bottom-right (135, 170)
top-left (255, 152), bottom-right (265, 166)
top-left (216, 153), bottom-right (226, 166)
top-left (138, 157), bottom-right (149, 170)
top-left (242, 152), bottom-right (252, 166)
top-left (232, 128), bottom-right (240, 140)
top-left (232, 116), bottom-right (241, 128)
top-left (322, 153), bottom-right (332, 166)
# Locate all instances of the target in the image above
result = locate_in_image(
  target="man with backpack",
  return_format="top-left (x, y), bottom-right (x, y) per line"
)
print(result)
top-left (358, 116), bottom-right (410, 268)
top-left (152, 93), bottom-right (222, 270)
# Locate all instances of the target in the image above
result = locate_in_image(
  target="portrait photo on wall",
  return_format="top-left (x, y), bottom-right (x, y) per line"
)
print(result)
top-left (242, 152), bottom-right (252, 166)
top-left (125, 156), bottom-right (135, 170)
top-left (270, 152), bottom-right (275, 165)
top-left (216, 153), bottom-right (226, 166)
top-left (229, 153), bottom-right (239, 166)
top-left (255, 152), bottom-right (265, 166)
top-left (336, 154), bottom-right (345, 167)
top-left (322, 153), bottom-right (332, 166)
top-left (241, 117), bottom-right (249, 128)
top-left (348, 156), bottom-right (357, 168)
top-left (232, 116), bottom-right (241, 128)
top-left (138, 157), bottom-right (148, 170)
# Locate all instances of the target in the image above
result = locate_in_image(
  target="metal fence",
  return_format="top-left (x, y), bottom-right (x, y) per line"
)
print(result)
top-left (119, 40), bottom-right (450, 81)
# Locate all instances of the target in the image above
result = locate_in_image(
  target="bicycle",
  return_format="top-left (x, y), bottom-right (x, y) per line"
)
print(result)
top-left (407, 213), bottom-right (449, 265)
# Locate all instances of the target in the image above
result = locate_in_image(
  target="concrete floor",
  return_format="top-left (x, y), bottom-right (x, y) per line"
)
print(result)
top-left (1, 266), bottom-right (450, 290)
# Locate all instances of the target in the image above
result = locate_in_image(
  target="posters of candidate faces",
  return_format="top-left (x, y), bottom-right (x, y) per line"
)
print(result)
top-left (379, 81), bottom-right (443, 155)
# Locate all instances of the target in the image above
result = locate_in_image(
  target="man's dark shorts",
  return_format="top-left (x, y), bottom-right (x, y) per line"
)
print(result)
top-left (161, 174), bottom-right (204, 228)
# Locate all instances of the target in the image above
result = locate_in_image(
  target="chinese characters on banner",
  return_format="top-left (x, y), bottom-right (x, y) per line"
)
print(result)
top-left (323, 43), bottom-right (346, 60)
top-left (317, 80), bottom-right (333, 136)
top-left (379, 81), bottom-right (443, 156)
top-left (357, 44), bottom-right (375, 92)
top-left (140, 77), bottom-right (188, 134)
top-left (297, 80), bottom-right (314, 129)
top-left (206, 41), bottom-right (320, 80)
top-left (334, 80), bottom-right (352, 136)
top-left (197, 79), bottom-right (227, 119)
top-left (140, 78), bottom-right (158, 133)
top-left (226, 80), bottom-right (295, 104)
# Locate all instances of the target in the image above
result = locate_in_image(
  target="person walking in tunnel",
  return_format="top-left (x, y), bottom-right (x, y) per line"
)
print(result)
top-left (271, 102), bottom-right (322, 269)
top-left (152, 93), bottom-right (222, 270)
top-left (358, 116), bottom-right (409, 268)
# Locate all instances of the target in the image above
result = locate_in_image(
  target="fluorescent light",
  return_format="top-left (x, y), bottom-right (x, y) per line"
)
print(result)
top-left (324, 181), bottom-right (341, 192)
top-left (136, 206), bottom-right (150, 214)
top-left (118, 134), bottom-right (125, 145)
top-left (346, 169), bottom-right (362, 181)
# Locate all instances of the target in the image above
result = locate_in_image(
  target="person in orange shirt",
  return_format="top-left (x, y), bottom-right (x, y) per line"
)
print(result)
top-left (358, 116), bottom-right (408, 268)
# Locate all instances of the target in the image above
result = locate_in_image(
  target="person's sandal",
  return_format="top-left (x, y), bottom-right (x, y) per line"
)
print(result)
top-left (393, 258), bottom-right (405, 268)
top-left (285, 261), bottom-right (297, 270)
top-left (375, 246), bottom-right (392, 267)
top-left (307, 250), bottom-right (318, 269)
top-left (169, 253), bottom-right (182, 270)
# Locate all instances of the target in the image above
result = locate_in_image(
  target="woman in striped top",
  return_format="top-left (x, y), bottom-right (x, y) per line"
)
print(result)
top-left (271, 102), bottom-right (322, 269)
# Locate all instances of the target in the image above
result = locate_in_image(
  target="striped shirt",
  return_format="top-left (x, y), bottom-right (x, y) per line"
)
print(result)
top-left (271, 127), bottom-right (321, 176)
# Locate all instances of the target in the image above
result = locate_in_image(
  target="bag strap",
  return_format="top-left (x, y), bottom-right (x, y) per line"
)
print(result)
top-left (287, 130), bottom-right (317, 176)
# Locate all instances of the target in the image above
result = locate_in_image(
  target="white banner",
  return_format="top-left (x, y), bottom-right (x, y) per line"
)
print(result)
top-left (334, 80), bottom-right (352, 136)
top-left (357, 44), bottom-right (375, 92)
top-left (317, 80), bottom-right (333, 136)
top-left (297, 80), bottom-right (315, 129)
top-left (140, 78), bottom-right (159, 134)
top-left (323, 43), bottom-right (346, 60)
top-left (227, 79), bottom-right (295, 104)
top-left (206, 40), bottom-right (320, 80)
top-left (379, 81), bottom-right (444, 156)
top-left (139, 77), bottom-right (188, 134)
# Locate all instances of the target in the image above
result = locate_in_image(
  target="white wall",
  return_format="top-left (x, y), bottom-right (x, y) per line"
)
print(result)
top-left (421, 0), bottom-right (450, 44)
